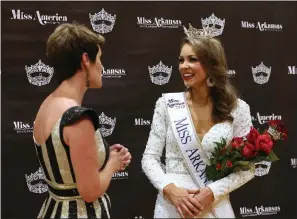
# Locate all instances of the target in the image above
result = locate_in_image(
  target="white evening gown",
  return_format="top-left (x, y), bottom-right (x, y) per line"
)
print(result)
top-left (142, 94), bottom-right (255, 218)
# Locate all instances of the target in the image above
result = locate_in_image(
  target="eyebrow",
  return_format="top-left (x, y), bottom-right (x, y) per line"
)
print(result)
top-left (179, 55), bottom-right (197, 57)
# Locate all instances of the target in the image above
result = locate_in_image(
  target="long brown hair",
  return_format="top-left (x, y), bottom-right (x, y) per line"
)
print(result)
top-left (181, 36), bottom-right (238, 123)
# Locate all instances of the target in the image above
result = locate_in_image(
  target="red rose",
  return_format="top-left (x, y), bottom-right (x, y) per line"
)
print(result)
top-left (216, 163), bottom-right (222, 170)
top-left (282, 132), bottom-right (288, 140)
top-left (255, 134), bottom-right (274, 155)
top-left (262, 129), bottom-right (268, 135)
top-left (242, 142), bottom-right (258, 159)
top-left (246, 127), bottom-right (260, 144)
top-left (276, 124), bottom-right (285, 132)
top-left (231, 137), bottom-right (244, 149)
top-left (226, 160), bottom-right (233, 168)
top-left (221, 147), bottom-right (227, 154)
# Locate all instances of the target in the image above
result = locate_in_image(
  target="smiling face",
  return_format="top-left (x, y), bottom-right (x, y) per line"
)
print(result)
top-left (177, 37), bottom-right (239, 124)
top-left (178, 43), bottom-right (208, 89)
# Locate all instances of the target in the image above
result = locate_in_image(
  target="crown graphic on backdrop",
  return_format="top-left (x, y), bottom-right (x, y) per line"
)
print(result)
top-left (25, 167), bottom-right (48, 194)
top-left (99, 112), bottom-right (116, 137)
top-left (148, 61), bottom-right (172, 85)
top-left (25, 60), bottom-right (54, 86)
top-left (254, 161), bottom-right (272, 176)
top-left (89, 8), bottom-right (116, 34)
top-left (252, 62), bottom-right (272, 84)
top-left (201, 13), bottom-right (225, 37)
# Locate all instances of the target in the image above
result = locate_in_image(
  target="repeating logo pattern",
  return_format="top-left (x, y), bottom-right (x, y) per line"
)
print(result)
top-left (99, 113), bottom-right (116, 137)
top-left (89, 8), bottom-right (116, 34)
top-left (201, 13), bottom-right (225, 37)
top-left (252, 62), bottom-right (272, 84)
top-left (148, 61), bottom-right (172, 85)
top-left (25, 60), bottom-right (54, 86)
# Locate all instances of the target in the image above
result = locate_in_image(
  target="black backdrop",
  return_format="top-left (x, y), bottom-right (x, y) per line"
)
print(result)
top-left (1, 1), bottom-right (297, 219)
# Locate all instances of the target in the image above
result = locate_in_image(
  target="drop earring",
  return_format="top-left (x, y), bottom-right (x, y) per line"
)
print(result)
top-left (86, 72), bottom-right (90, 88)
top-left (207, 77), bottom-right (214, 87)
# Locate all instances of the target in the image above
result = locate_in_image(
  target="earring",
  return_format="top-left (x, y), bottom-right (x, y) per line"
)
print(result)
top-left (86, 72), bottom-right (90, 88)
top-left (207, 77), bottom-right (214, 87)
top-left (86, 79), bottom-right (90, 87)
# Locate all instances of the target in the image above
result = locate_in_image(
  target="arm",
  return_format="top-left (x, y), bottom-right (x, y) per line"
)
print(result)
top-left (207, 99), bottom-right (255, 202)
top-left (64, 115), bottom-right (121, 203)
top-left (142, 97), bottom-right (204, 217)
top-left (141, 96), bottom-right (172, 192)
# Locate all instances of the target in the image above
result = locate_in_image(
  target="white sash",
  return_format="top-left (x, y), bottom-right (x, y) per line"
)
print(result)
top-left (164, 92), bottom-right (219, 218)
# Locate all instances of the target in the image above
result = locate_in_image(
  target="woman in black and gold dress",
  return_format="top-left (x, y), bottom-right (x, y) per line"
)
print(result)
top-left (32, 23), bottom-right (131, 218)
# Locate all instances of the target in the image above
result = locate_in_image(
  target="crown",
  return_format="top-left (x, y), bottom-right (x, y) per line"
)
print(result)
top-left (25, 167), bottom-right (46, 183)
top-left (252, 62), bottom-right (271, 74)
top-left (201, 13), bottom-right (225, 28)
top-left (25, 167), bottom-right (48, 194)
top-left (148, 61), bottom-right (172, 85)
top-left (25, 60), bottom-right (54, 86)
top-left (201, 13), bottom-right (225, 37)
top-left (89, 8), bottom-right (116, 34)
top-left (254, 161), bottom-right (271, 176)
top-left (184, 23), bottom-right (217, 39)
top-left (252, 62), bottom-right (272, 84)
top-left (99, 112), bottom-right (116, 137)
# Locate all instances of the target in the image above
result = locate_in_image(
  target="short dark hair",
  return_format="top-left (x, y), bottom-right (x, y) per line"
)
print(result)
top-left (46, 22), bottom-right (105, 84)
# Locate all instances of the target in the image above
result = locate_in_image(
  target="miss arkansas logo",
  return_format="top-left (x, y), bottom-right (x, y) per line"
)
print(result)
top-left (174, 117), bottom-right (192, 144)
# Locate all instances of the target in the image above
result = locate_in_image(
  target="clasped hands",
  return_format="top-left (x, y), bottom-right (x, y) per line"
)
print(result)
top-left (163, 184), bottom-right (214, 218)
top-left (110, 144), bottom-right (132, 171)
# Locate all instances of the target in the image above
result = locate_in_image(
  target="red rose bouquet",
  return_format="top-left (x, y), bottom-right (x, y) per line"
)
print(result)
top-left (205, 120), bottom-right (288, 181)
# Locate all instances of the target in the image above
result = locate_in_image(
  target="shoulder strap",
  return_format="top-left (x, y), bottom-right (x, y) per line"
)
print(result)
top-left (60, 106), bottom-right (99, 130)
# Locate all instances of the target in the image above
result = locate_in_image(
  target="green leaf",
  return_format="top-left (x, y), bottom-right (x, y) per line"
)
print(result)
top-left (233, 161), bottom-right (253, 171)
top-left (214, 141), bottom-right (221, 147)
top-left (235, 151), bottom-right (242, 158)
top-left (211, 159), bottom-right (217, 165)
top-left (258, 127), bottom-right (266, 134)
top-left (268, 150), bottom-right (279, 162)
top-left (206, 165), bottom-right (218, 181)
top-left (234, 161), bottom-right (251, 166)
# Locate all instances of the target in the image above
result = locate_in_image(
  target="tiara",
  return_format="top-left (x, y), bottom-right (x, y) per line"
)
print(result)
top-left (183, 23), bottom-right (216, 39)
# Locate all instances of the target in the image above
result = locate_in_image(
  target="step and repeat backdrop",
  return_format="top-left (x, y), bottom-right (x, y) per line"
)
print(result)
top-left (2, 1), bottom-right (297, 219)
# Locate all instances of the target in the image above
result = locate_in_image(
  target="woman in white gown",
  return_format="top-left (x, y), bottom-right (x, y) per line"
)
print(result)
top-left (141, 24), bottom-right (255, 218)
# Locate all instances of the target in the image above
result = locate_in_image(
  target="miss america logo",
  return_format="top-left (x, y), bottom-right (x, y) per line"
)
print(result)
top-left (167, 99), bottom-right (185, 109)
top-left (11, 9), bottom-right (67, 25)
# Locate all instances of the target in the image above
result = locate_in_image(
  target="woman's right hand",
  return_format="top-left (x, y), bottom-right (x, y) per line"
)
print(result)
top-left (163, 184), bottom-right (203, 218)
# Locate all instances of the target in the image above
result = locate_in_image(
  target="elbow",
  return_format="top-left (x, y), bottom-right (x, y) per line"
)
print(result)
top-left (78, 185), bottom-right (103, 203)
top-left (141, 155), bottom-right (148, 173)
top-left (81, 194), bottom-right (98, 203)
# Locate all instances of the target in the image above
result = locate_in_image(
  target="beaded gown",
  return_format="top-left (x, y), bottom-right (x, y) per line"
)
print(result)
top-left (33, 106), bottom-right (111, 218)
top-left (141, 94), bottom-right (255, 218)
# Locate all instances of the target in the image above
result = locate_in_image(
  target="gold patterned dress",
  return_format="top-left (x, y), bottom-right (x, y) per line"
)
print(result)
top-left (33, 106), bottom-right (111, 218)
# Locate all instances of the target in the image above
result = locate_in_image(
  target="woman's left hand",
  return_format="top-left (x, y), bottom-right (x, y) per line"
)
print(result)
top-left (110, 144), bottom-right (131, 170)
top-left (191, 187), bottom-right (214, 217)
